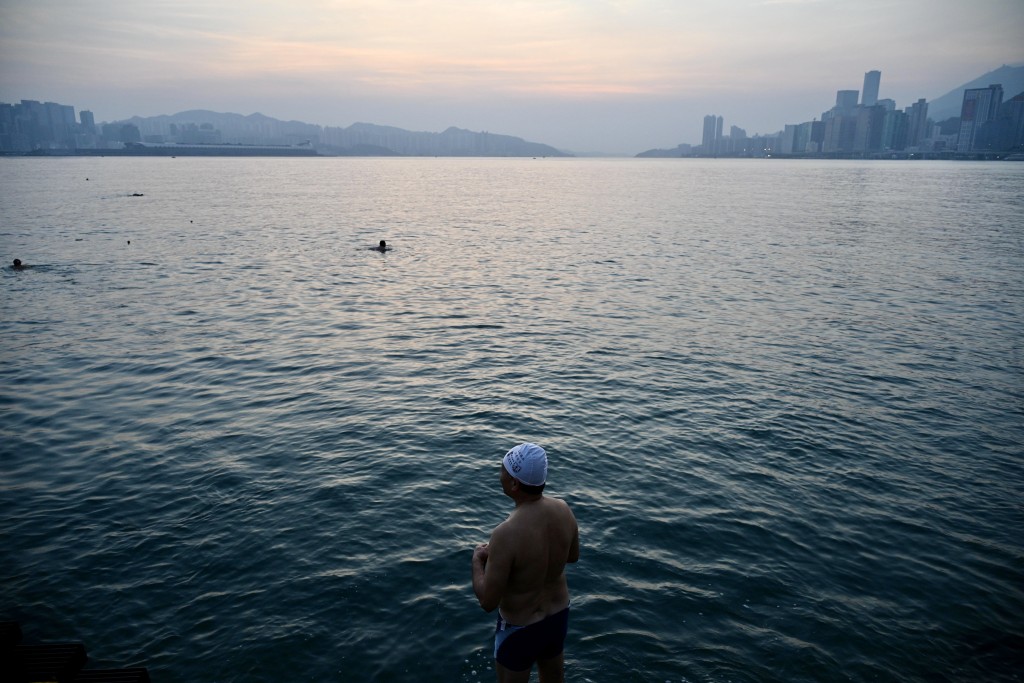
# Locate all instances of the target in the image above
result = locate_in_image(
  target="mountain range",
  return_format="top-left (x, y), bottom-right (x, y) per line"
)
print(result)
top-left (117, 110), bottom-right (570, 157)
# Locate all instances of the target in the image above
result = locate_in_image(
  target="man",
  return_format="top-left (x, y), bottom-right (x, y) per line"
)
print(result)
top-left (472, 443), bottom-right (580, 683)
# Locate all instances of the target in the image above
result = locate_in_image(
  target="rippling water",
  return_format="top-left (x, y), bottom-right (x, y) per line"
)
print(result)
top-left (1, 157), bottom-right (1022, 682)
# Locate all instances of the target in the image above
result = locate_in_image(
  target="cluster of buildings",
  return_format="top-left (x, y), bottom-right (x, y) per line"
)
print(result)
top-left (0, 101), bottom-right (319, 153)
top-left (695, 71), bottom-right (1024, 158)
top-left (0, 100), bottom-right (104, 152)
top-left (0, 99), bottom-right (184, 152)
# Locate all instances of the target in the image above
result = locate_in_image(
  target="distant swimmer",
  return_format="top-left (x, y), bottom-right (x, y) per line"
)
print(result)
top-left (371, 240), bottom-right (391, 253)
top-left (11, 259), bottom-right (28, 270)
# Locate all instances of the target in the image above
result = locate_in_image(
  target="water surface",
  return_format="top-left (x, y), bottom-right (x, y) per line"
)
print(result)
top-left (2, 157), bottom-right (1022, 682)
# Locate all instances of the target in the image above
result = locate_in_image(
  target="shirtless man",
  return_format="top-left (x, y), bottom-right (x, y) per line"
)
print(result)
top-left (472, 443), bottom-right (580, 682)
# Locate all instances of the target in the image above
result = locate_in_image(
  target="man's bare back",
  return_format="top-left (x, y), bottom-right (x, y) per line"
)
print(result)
top-left (486, 496), bottom-right (578, 624)
top-left (472, 443), bottom-right (579, 681)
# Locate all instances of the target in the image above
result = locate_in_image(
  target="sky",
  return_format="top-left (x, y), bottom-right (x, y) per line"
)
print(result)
top-left (1, 0), bottom-right (1022, 154)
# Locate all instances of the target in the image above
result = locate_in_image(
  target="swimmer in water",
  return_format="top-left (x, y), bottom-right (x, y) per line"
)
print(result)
top-left (12, 259), bottom-right (28, 270)
top-left (372, 240), bottom-right (390, 252)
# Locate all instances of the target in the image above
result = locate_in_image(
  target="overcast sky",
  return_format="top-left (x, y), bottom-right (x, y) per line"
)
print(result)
top-left (1, 0), bottom-right (1022, 154)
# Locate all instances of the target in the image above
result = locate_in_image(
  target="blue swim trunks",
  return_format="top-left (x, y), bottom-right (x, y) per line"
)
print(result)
top-left (494, 606), bottom-right (570, 671)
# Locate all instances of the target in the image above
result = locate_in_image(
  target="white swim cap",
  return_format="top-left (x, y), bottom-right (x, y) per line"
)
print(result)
top-left (503, 443), bottom-right (548, 487)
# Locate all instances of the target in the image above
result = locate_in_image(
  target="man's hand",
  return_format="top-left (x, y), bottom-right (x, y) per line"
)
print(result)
top-left (474, 542), bottom-right (490, 568)
top-left (472, 539), bottom-right (505, 612)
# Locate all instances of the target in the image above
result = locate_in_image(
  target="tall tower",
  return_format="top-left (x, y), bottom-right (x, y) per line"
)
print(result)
top-left (862, 70), bottom-right (881, 107)
top-left (905, 99), bottom-right (928, 148)
top-left (702, 114), bottom-right (723, 154)
top-left (957, 84), bottom-right (1004, 152)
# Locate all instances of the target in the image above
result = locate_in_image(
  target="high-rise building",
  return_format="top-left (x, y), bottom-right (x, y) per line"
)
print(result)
top-left (822, 114), bottom-right (857, 153)
top-left (978, 91), bottom-right (1024, 152)
top-left (80, 110), bottom-right (95, 130)
top-left (834, 90), bottom-right (859, 114)
top-left (862, 71), bottom-right (881, 107)
top-left (702, 114), bottom-right (722, 154)
top-left (957, 84), bottom-right (1004, 152)
top-left (0, 99), bottom-right (78, 150)
top-left (779, 124), bottom-right (798, 155)
top-left (809, 120), bottom-right (825, 153)
top-left (725, 125), bottom-right (746, 154)
top-left (795, 122), bottom-right (815, 154)
top-left (880, 109), bottom-right (907, 151)
top-left (852, 106), bottom-right (886, 153)
top-left (905, 99), bottom-right (929, 148)
top-left (987, 93), bottom-right (1024, 153)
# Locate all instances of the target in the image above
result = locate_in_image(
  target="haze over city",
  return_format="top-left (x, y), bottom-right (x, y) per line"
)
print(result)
top-left (1, 0), bottom-right (1022, 154)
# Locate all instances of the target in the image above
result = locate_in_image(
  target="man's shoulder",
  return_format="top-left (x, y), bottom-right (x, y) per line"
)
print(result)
top-left (546, 496), bottom-right (575, 517)
top-left (526, 497), bottom-right (577, 527)
top-left (491, 516), bottom-right (518, 539)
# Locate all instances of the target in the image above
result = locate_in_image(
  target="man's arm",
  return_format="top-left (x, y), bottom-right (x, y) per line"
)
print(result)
top-left (561, 501), bottom-right (580, 564)
top-left (472, 527), bottom-right (513, 612)
top-left (567, 521), bottom-right (580, 564)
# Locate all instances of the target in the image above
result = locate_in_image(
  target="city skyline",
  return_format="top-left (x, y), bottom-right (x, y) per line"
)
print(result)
top-left (1, 0), bottom-right (1022, 154)
top-left (4, 62), bottom-right (1022, 158)
top-left (682, 69), bottom-right (1024, 158)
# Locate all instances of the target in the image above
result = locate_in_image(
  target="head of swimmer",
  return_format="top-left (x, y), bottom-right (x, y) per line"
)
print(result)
top-left (500, 460), bottom-right (545, 498)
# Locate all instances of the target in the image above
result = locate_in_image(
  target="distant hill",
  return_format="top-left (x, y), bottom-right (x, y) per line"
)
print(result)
top-left (128, 109), bottom-right (314, 130)
top-left (927, 64), bottom-right (1024, 121)
top-left (115, 110), bottom-right (570, 157)
top-left (636, 145), bottom-right (693, 158)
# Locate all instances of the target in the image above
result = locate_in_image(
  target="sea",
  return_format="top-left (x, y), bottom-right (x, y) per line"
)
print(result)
top-left (1, 156), bottom-right (1022, 683)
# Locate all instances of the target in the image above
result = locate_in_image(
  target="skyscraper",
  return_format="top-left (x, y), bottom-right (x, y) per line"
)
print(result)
top-left (862, 71), bottom-right (881, 107)
top-left (905, 99), bottom-right (929, 148)
top-left (990, 93), bottom-right (1024, 153)
top-left (957, 84), bottom-right (1004, 152)
top-left (702, 114), bottom-right (722, 154)
top-left (852, 105), bottom-right (885, 153)
top-left (834, 90), bottom-right (859, 113)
